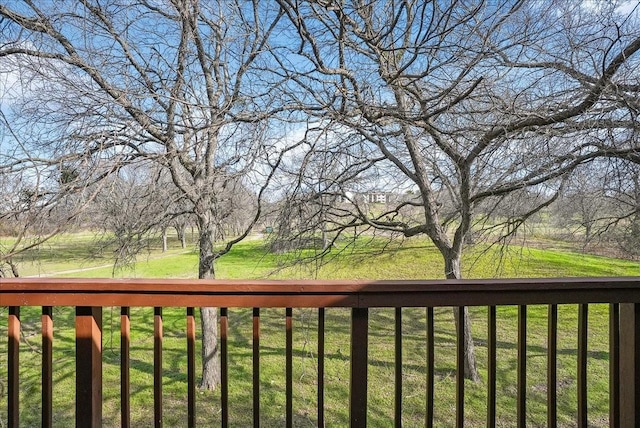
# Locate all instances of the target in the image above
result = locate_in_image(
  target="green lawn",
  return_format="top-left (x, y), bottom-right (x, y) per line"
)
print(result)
top-left (7, 233), bottom-right (639, 279)
top-left (1, 235), bottom-right (639, 426)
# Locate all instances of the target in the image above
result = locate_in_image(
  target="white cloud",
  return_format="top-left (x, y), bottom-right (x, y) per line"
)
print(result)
top-left (0, 60), bottom-right (24, 106)
top-left (615, 0), bottom-right (640, 17)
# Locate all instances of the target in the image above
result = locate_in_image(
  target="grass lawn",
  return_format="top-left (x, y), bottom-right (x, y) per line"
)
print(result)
top-left (1, 235), bottom-right (639, 426)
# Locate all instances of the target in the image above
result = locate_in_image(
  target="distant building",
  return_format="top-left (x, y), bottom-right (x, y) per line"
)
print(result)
top-left (339, 191), bottom-right (395, 205)
top-left (366, 192), bottom-right (389, 204)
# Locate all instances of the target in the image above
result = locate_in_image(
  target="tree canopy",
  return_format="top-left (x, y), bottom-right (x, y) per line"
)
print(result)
top-left (2, 0), bottom-right (639, 384)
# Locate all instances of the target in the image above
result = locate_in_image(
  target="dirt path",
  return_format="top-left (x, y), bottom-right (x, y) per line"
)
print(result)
top-left (25, 250), bottom-right (192, 278)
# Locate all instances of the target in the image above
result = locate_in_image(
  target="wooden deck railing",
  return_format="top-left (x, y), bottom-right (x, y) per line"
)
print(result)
top-left (1, 277), bottom-right (640, 427)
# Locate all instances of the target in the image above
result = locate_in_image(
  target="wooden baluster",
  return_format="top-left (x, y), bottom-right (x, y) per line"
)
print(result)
top-left (456, 307), bottom-right (465, 428)
top-left (547, 304), bottom-right (557, 427)
top-left (42, 306), bottom-right (53, 428)
top-left (221, 307), bottom-right (229, 428)
top-left (395, 307), bottom-right (402, 428)
top-left (76, 306), bottom-right (102, 428)
top-left (187, 307), bottom-right (196, 428)
top-left (350, 307), bottom-right (368, 428)
top-left (517, 305), bottom-right (527, 428)
top-left (154, 307), bottom-right (163, 428)
top-left (253, 308), bottom-right (260, 428)
top-left (286, 308), bottom-right (293, 428)
top-left (487, 306), bottom-right (497, 428)
top-left (121, 307), bottom-right (131, 428)
top-left (318, 308), bottom-right (325, 427)
top-left (578, 304), bottom-right (588, 428)
top-left (8, 306), bottom-right (20, 428)
top-left (426, 307), bottom-right (434, 428)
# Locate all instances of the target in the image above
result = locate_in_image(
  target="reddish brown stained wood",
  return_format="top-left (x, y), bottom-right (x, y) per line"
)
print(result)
top-left (395, 307), bottom-right (402, 428)
top-left (3, 277), bottom-right (639, 308)
top-left (3, 276), bottom-right (637, 291)
top-left (75, 306), bottom-right (102, 428)
top-left (619, 303), bottom-right (640, 427)
top-left (426, 307), bottom-right (434, 428)
top-left (1, 277), bottom-right (640, 428)
top-left (609, 303), bottom-right (620, 428)
top-left (154, 307), bottom-right (163, 428)
top-left (0, 293), bottom-right (361, 308)
top-left (42, 306), bottom-right (53, 428)
top-left (253, 307), bottom-right (260, 428)
top-left (121, 307), bottom-right (131, 428)
top-left (286, 307), bottom-right (293, 428)
top-left (9, 289), bottom-right (640, 308)
top-left (517, 305), bottom-right (527, 428)
top-left (350, 307), bottom-right (368, 428)
top-left (318, 308), bottom-right (325, 427)
top-left (187, 307), bottom-right (196, 428)
top-left (547, 304), bottom-right (557, 428)
top-left (456, 307), bottom-right (465, 428)
top-left (8, 306), bottom-right (20, 428)
top-left (578, 304), bottom-right (588, 428)
top-left (487, 306), bottom-right (496, 428)
top-left (220, 307), bottom-right (229, 428)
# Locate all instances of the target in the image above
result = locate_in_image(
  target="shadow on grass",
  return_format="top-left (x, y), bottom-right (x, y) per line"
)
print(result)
top-left (0, 304), bottom-right (614, 427)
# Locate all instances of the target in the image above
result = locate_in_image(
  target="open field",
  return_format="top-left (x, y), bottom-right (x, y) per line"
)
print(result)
top-left (1, 234), bottom-right (639, 426)
top-left (5, 232), bottom-right (639, 279)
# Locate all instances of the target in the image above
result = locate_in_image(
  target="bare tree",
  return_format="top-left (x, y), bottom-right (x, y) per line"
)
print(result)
top-left (0, 1), bottom-right (290, 389)
top-left (619, 167), bottom-right (640, 258)
top-left (553, 166), bottom-right (612, 247)
top-left (593, 159), bottom-right (640, 258)
top-left (86, 164), bottom-right (180, 269)
top-left (275, 1), bottom-right (640, 380)
top-left (549, 155), bottom-right (640, 258)
top-left (0, 108), bottom-right (114, 276)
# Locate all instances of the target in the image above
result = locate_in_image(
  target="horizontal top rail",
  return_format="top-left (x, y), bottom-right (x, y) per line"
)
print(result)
top-left (1, 277), bottom-right (639, 307)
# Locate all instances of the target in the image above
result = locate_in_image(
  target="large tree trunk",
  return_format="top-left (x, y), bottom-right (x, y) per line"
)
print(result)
top-left (445, 253), bottom-right (481, 382)
top-left (176, 224), bottom-right (187, 249)
top-left (161, 228), bottom-right (168, 253)
top-left (197, 218), bottom-right (221, 390)
top-left (199, 306), bottom-right (220, 389)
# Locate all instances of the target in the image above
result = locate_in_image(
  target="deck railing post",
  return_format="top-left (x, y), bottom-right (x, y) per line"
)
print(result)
top-left (42, 306), bottom-right (53, 428)
top-left (8, 306), bottom-right (20, 428)
top-left (121, 307), bottom-right (131, 428)
top-left (619, 303), bottom-right (640, 427)
top-left (350, 307), bottom-right (369, 428)
top-left (76, 306), bottom-right (102, 428)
